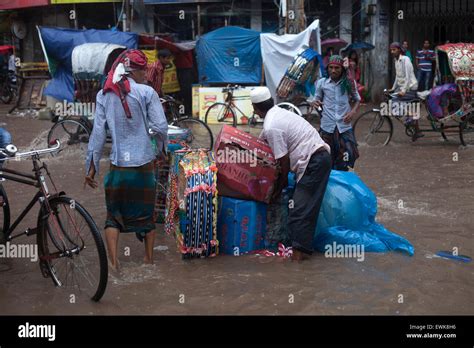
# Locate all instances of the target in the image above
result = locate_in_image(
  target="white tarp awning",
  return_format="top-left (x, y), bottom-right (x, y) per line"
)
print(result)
top-left (72, 43), bottom-right (126, 75)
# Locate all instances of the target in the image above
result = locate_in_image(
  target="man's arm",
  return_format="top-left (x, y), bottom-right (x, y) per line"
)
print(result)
top-left (399, 58), bottom-right (413, 95)
top-left (415, 51), bottom-right (420, 69)
top-left (390, 64), bottom-right (398, 91)
top-left (344, 79), bottom-right (361, 123)
top-left (147, 90), bottom-right (169, 155)
top-left (309, 78), bottom-right (324, 108)
top-left (84, 93), bottom-right (107, 188)
top-left (264, 128), bottom-right (289, 201)
top-left (272, 154), bottom-right (290, 201)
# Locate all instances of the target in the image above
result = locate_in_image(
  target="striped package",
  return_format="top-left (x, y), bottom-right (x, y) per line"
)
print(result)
top-left (165, 150), bottom-right (219, 259)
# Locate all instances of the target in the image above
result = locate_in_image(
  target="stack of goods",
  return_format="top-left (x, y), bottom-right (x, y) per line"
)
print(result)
top-left (165, 149), bottom-right (219, 259)
top-left (277, 48), bottom-right (321, 99)
top-left (216, 197), bottom-right (266, 255)
top-left (214, 125), bottom-right (280, 254)
top-left (214, 125), bottom-right (278, 204)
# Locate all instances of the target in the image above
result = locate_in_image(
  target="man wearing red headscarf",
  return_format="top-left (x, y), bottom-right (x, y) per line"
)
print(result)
top-left (84, 49), bottom-right (168, 273)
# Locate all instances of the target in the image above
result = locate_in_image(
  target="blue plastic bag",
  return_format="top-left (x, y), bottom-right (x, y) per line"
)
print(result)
top-left (314, 171), bottom-right (414, 256)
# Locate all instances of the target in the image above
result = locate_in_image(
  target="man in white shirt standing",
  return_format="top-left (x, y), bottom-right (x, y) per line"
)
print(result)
top-left (388, 42), bottom-right (423, 141)
top-left (250, 87), bottom-right (331, 261)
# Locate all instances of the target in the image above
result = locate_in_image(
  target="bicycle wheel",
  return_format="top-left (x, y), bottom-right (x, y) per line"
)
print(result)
top-left (47, 119), bottom-right (91, 158)
top-left (353, 110), bottom-right (393, 147)
top-left (0, 184), bottom-right (10, 244)
top-left (204, 102), bottom-right (237, 127)
top-left (174, 117), bottom-right (214, 150)
top-left (277, 102), bottom-right (303, 116)
top-left (37, 196), bottom-right (108, 302)
top-left (459, 113), bottom-right (474, 146)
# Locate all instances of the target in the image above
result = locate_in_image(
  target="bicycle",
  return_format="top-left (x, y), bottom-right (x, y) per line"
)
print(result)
top-left (0, 140), bottom-right (108, 301)
top-left (204, 84), bottom-right (309, 130)
top-left (160, 94), bottom-right (214, 150)
top-left (353, 90), bottom-right (472, 146)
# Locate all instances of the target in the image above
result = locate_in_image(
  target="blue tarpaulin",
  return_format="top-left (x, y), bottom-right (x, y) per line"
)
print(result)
top-left (38, 27), bottom-right (138, 102)
top-left (195, 26), bottom-right (262, 84)
top-left (314, 171), bottom-right (415, 256)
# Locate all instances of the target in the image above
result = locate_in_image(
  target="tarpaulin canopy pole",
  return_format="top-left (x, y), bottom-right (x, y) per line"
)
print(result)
top-left (36, 25), bottom-right (51, 73)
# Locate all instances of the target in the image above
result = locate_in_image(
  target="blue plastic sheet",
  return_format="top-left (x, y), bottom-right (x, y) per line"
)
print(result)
top-left (196, 26), bottom-right (262, 84)
top-left (38, 27), bottom-right (138, 102)
top-left (314, 171), bottom-right (414, 256)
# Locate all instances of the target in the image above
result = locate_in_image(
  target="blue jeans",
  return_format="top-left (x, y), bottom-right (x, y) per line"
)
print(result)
top-left (417, 69), bottom-right (432, 91)
top-left (0, 127), bottom-right (12, 168)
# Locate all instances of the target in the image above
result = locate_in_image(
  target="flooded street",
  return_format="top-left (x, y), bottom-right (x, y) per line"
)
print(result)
top-left (0, 105), bottom-right (473, 315)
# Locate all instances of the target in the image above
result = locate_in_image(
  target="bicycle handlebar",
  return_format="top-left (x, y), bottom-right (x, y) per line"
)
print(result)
top-left (222, 84), bottom-right (241, 92)
top-left (0, 140), bottom-right (61, 160)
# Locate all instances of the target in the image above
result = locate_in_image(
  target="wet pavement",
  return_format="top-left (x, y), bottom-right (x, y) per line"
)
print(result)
top-left (0, 104), bottom-right (473, 315)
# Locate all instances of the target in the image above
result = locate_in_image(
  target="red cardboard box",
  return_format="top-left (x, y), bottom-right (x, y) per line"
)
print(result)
top-left (214, 125), bottom-right (278, 203)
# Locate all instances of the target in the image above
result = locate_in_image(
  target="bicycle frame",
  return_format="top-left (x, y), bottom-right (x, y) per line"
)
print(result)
top-left (0, 156), bottom-right (61, 242)
top-left (0, 141), bottom-right (63, 241)
top-left (224, 89), bottom-right (257, 123)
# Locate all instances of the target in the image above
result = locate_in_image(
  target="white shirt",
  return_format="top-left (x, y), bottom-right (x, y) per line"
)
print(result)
top-left (392, 55), bottom-right (418, 93)
top-left (260, 106), bottom-right (330, 183)
top-left (8, 55), bottom-right (16, 72)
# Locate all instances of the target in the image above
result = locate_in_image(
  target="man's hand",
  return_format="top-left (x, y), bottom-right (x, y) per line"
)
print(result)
top-left (84, 174), bottom-right (98, 189)
top-left (310, 100), bottom-right (323, 109)
top-left (84, 165), bottom-right (98, 189)
top-left (343, 110), bottom-right (355, 123)
top-left (398, 90), bottom-right (406, 97)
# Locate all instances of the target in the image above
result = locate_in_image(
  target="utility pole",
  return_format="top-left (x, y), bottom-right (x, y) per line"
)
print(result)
top-left (123, 0), bottom-right (131, 32)
top-left (280, 0), bottom-right (306, 34)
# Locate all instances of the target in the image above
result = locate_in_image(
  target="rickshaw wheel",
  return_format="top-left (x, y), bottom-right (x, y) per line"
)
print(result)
top-left (47, 119), bottom-right (91, 158)
top-left (459, 113), bottom-right (474, 147)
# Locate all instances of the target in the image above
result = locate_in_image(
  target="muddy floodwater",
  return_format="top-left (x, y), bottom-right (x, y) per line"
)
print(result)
top-left (0, 107), bottom-right (473, 315)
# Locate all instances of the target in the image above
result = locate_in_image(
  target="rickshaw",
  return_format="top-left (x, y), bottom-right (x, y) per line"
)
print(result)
top-left (47, 43), bottom-right (126, 155)
top-left (47, 43), bottom-right (213, 154)
top-left (353, 43), bottom-right (474, 146)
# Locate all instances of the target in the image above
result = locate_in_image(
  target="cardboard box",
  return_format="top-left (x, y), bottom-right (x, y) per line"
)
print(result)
top-left (217, 197), bottom-right (266, 255)
top-left (214, 125), bottom-right (278, 203)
